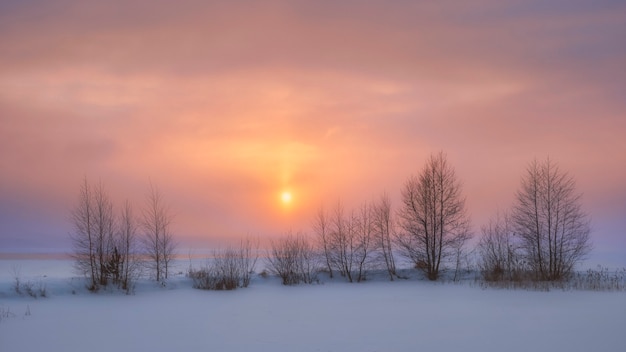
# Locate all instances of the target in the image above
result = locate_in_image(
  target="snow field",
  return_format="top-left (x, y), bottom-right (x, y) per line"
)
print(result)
top-left (1, 259), bottom-right (625, 352)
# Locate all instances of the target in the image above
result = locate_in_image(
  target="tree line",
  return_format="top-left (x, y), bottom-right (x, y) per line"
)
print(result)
top-left (266, 153), bottom-right (591, 285)
top-left (70, 153), bottom-right (592, 291)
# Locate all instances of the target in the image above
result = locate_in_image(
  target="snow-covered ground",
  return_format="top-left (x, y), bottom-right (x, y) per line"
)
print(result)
top-left (1, 259), bottom-right (625, 352)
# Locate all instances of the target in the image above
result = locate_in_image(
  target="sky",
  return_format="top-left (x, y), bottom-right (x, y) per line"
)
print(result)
top-left (0, 0), bottom-right (625, 265)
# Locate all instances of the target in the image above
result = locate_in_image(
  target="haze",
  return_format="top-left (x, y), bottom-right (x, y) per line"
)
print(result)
top-left (0, 0), bottom-right (624, 266)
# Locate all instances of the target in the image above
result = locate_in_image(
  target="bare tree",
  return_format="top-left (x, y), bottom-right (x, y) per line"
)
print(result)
top-left (92, 181), bottom-right (116, 287)
top-left (512, 158), bottom-right (592, 281)
top-left (117, 200), bottom-right (140, 292)
top-left (372, 193), bottom-right (397, 280)
top-left (70, 178), bottom-right (131, 290)
top-left (330, 202), bottom-right (356, 282)
top-left (396, 152), bottom-right (471, 280)
top-left (141, 183), bottom-right (176, 282)
top-left (239, 237), bottom-right (259, 288)
top-left (477, 211), bottom-right (522, 281)
top-left (315, 201), bottom-right (382, 283)
top-left (353, 202), bottom-right (374, 282)
top-left (70, 177), bottom-right (98, 290)
top-left (312, 206), bottom-right (334, 278)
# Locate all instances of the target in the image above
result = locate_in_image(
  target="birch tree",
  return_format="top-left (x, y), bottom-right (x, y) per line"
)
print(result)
top-left (70, 178), bottom-right (98, 290)
top-left (70, 178), bottom-right (126, 290)
top-left (512, 158), bottom-right (591, 280)
top-left (477, 211), bottom-right (521, 281)
top-left (397, 152), bottom-right (471, 280)
top-left (141, 183), bottom-right (176, 282)
top-left (313, 206), bottom-right (334, 278)
top-left (372, 193), bottom-right (397, 280)
top-left (118, 200), bottom-right (140, 291)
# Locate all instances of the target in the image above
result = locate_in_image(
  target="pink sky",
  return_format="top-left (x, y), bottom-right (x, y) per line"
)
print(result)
top-left (1, 0), bottom-right (625, 266)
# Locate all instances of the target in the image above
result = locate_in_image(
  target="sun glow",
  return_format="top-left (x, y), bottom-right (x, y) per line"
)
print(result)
top-left (281, 191), bottom-right (292, 204)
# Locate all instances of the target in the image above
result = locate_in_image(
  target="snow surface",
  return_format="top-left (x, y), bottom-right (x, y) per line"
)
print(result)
top-left (1, 259), bottom-right (625, 352)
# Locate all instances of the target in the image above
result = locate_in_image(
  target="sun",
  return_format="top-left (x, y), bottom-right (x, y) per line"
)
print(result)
top-left (281, 191), bottom-right (292, 204)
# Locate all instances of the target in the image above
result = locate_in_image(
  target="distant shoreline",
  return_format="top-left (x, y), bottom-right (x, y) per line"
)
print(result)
top-left (0, 253), bottom-right (72, 260)
top-left (0, 252), bottom-right (242, 260)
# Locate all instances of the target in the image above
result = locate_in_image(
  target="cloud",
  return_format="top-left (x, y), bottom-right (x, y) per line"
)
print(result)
top-left (0, 0), bottom-right (624, 253)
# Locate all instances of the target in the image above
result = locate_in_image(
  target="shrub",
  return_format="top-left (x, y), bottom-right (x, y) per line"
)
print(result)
top-left (190, 238), bottom-right (258, 290)
top-left (475, 266), bottom-right (626, 292)
top-left (266, 233), bottom-right (319, 285)
top-left (0, 306), bottom-right (16, 322)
